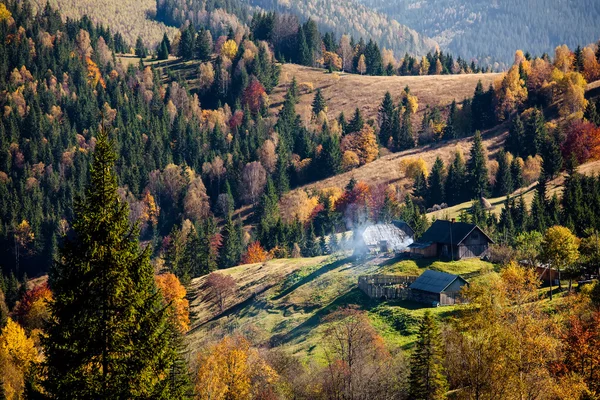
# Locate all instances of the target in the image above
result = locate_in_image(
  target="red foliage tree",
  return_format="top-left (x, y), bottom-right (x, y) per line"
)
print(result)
top-left (11, 281), bottom-right (52, 331)
top-left (242, 79), bottom-right (266, 114)
top-left (561, 121), bottom-right (600, 164)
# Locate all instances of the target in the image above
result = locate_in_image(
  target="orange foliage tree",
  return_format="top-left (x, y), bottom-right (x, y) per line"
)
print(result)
top-left (195, 336), bottom-right (279, 400)
top-left (86, 57), bottom-right (106, 89)
top-left (11, 282), bottom-right (52, 332)
top-left (155, 273), bottom-right (190, 334)
top-left (335, 181), bottom-right (371, 227)
top-left (242, 241), bottom-right (269, 264)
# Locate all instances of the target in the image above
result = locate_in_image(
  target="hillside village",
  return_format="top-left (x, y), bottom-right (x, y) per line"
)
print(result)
top-left (1, 0), bottom-right (600, 399)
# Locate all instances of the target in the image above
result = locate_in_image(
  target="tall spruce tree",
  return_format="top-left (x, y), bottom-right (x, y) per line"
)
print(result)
top-left (467, 131), bottom-right (489, 199)
top-left (443, 100), bottom-right (457, 139)
top-left (348, 108), bottom-right (364, 133)
top-left (43, 129), bottom-right (189, 398)
top-left (445, 151), bottom-right (467, 206)
top-left (378, 91), bottom-right (395, 146)
top-left (311, 88), bottom-right (327, 117)
top-left (219, 215), bottom-right (242, 269)
top-left (427, 157), bottom-right (446, 207)
top-left (409, 312), bottom-right (447, 400)
top-left (506, 113), bottom-right (525, 156)
top-left (494, 150), bottom-right (513, 197)
top-left (398, 107), bottom-right (415, 150)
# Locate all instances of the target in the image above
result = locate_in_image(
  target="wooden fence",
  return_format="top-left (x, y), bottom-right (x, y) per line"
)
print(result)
top-left (358, 275), bottom-right (417, 300)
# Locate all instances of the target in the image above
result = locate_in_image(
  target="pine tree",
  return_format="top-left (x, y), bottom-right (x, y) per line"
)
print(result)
top-left (540, 136), bottom-right (562, 180)
top-left (467, 131), bottom-right (489, 199)
top-left (445, 151), bottom-right (467, 206)
top-left (157, 41), bottom-right (169, 61)
top-left (427, 157), bottom-right (445, 207)
top-left (135, 36), bottom-right (147, 58)
top-left (443, 100), bottom-right (457, 139)
top-left (494, 150), bottom-right (513, 197)
top-left (43, 129), bottom-right (189, 398)
top-left (506, 113), bottom-right (524, 156)
top-left (511, 157), bottom-right (524, 190)
top-left (378, 91), bottom-right (395, 146)
top-left (303, 223), bottom-right (320, 257)
top-left (413, 170), bottom-right (428, 201)
top-left (311, 88), bottom-right (327, 117)
top-left (321, 132), bottom-right (342, 177)
top-left (297, 26), bottom-right (311, 66)
top-left (195, 29), bottom-right (212, 61)
top-left (348, 108), bottom-right (364, 133)
top-left (219, 216), bottom-right (242, 269)
top-left (409, 312), bottom-right (447, 400)
top-left (529, 181), bottom-right (548, 232)
top-left (398, 107), bottom-right (415, 150)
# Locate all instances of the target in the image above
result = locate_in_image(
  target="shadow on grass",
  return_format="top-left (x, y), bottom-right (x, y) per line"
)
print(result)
top-left (272, 257), bottom-right (353, 301)
top-left (269, 288), bottom-right (377, 347)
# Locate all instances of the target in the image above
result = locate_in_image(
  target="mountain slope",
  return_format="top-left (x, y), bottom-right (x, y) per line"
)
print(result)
top-left (36, 0), bottom-right (178, 49)
top-left (358, 0), bottom-right (600, 66)
top-left (242, 0), bottom-right (438, 57)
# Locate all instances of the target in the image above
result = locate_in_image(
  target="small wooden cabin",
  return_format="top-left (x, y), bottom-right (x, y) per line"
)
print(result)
top-left (409, 270), bottom-right (469, 306)
top-left (409, 220), bottom-right (493, 260)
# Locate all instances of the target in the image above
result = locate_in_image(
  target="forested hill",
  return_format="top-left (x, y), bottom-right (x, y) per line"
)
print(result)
top-left (358, 0), bottom-right (600, 67)
top-left (239, 0), bottom-right (438, 57)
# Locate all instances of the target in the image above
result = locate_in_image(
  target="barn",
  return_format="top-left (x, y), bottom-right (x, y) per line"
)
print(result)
top-left (355, 221), bottom-right (414, 255)
top-left (409, 270), bottom-right (469, 306)
top-left (408, 220), bottom-right (493, 260)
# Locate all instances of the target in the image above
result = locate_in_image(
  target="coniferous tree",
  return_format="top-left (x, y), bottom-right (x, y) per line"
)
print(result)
top-left (409, 312), bottom-right (447, 400)
top-left (511, 157), bottom-right (524, 190)
top-left (413, 170), bottom-right (428, 201)
top-left (378, 91), bottom-right (395, 146)
top-left (43, 129), bottom-right (188, 399)
top-left (506, 113), bottom-right (524, 156)
top-left (311, 88), bottom-right (327, 117)
top-left (348, 108), bottom-right (364, 133)
top-left (135, 36), bottom-right (147, 58)
top-left (397, 107), bottom-right (415, 150)
top-left (320, 132), bottom-right (342, 177)
top-left (219, 215), bottom-right (242, 269)
top-left (540, 135), bottom-right (563, 180)
top-left (427, 157), bottom-right (446, 207)
top-left (195, 29), bottom-right (213, 61)
top-left (494, 150), bottom-right (513, 197)
top-left (303, 223), bottom-right (320, 257)
top-left (445, 151), bottom-right (467, 205)
top-left (443, 100), bottom-right (457, 139)
top-left (467, 131), bottom-right (489, 199)
top-left (157, 41), bottom-right (169, 60)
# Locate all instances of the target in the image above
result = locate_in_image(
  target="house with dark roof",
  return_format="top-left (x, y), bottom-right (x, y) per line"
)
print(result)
top-left (409, 270), bottom-right (469, 305)
top-left (355, 221), bottom-right (413, 255)
top-left (409, 220), bottom-right (493, 260)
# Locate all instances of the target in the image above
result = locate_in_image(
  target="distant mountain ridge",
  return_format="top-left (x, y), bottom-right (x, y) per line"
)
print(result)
top-left (357, 0), bottom-right (600, 67)
top-left (237, 0), bottom-right (439, 57)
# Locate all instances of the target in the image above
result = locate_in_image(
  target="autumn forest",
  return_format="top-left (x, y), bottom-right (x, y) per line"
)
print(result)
top-left (1, 0), bottom-right (600, 399)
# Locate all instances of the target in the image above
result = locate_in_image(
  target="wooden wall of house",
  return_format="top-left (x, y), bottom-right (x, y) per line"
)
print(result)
top-left (411, 243), bottom-right (438, 258)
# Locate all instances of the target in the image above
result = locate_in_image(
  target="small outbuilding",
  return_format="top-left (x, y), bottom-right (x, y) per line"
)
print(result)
top-left (409, 220), bottom-right (493, 260)
top-left (409, 270), bottom-right (469, 306)
top-left (356, 221), bottom-right (414, 255)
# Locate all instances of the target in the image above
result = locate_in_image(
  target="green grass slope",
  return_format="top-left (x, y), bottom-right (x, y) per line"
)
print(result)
top-left (186, 254), bottom-right (494, 361)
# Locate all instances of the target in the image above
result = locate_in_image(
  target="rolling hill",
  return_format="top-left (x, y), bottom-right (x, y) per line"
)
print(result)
top-left (272, 63), bottom-right (500, 125)
top-left (186, 254), bottom-right (494, 360)
top-left (357, 0), bottom-right (600, 66)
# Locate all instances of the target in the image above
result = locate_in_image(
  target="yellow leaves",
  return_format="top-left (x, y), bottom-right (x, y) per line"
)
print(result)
top-left (14, 220), bottom-right (34, 248)
top-left (400, 90), bottom-right (419, 114)
top-left (541, 226), bottom-right (580, 269)
top-left (141, 190), bottom-right (159, 227)
top-left (341, 150), bottom-right (360, 171)
top-left (0, 3), bottom-right (12, 21)
top-left (85, 57), bottom-right (106, 89)
top-left (279, 190), bottom-right (319, 223)
top-left (221, 40), bottom-right (238, 60)
top-left (323, 51), bottom-right (342, 70)
top-left (357, 54), bottom-right (366, 75)
top-left (0, 318), bottom-right (39, 399)
top-left (554, 44), bottom-right (574, 73)
top-left (399, 157), bottom-right (428, 179)
top-left (155, 273), bottom-right (190, 334)
top-left (494, 65), bottom-right (528, 120)
top-left (341, 124), bottom-right (378, 166)
top-left (195, 336), bottom-right (278, 400)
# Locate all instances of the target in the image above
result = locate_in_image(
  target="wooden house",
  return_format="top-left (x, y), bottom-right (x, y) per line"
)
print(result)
top-left (409, 270), bottom-right (469, 306)
top-left (409, 220), bottom-right (493, 260)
